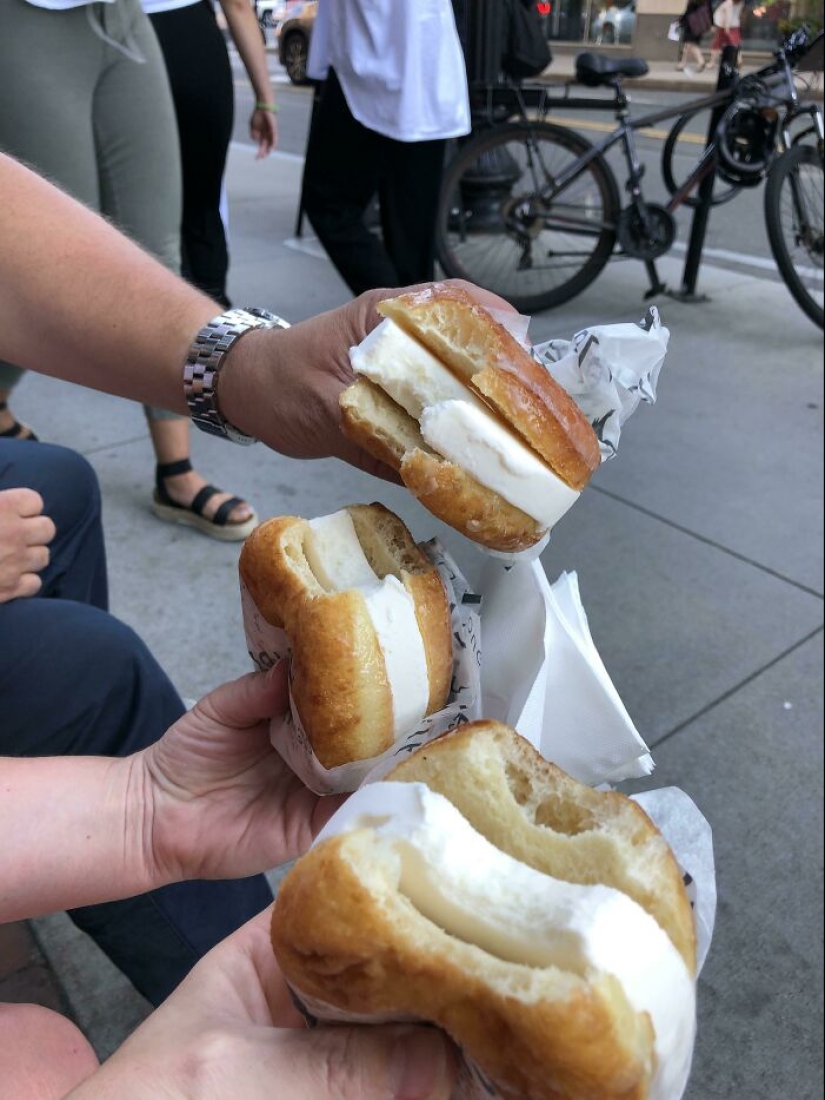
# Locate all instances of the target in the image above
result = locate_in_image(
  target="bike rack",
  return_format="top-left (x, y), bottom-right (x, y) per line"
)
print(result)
top-left (667, 43), bottom-right (742, 304)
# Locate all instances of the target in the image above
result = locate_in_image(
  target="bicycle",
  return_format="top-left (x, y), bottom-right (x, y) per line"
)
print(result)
top-left (436, 28), bottom-right (824, 327)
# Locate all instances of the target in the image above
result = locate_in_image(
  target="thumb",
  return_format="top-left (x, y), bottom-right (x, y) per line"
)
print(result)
top-left (276, 1023), bottom-right (456, 1099)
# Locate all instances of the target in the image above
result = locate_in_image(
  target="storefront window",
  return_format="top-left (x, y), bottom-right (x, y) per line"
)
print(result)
top-left (541, 0), bottom-right (637, 46)
top-left (538, 0), bottom-right (822, 50)
top-left (742, 0), bottom-right (823, 51)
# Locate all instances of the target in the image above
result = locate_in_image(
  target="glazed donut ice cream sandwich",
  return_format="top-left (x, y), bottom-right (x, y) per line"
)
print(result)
top-left (340, 285), bottom-right (601, 553)
top-left (271, 721), bottom-right (698, 1099)
top-left (238, 503), bottom-right (452, 768)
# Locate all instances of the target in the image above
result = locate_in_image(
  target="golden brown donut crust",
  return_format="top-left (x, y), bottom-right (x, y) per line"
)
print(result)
top-left (271, 830), bottom-right (656, 1099)
top-left (379, 285), bottom-right (601, 491)
top-left (339, 378), bottom-right (545, 553)
top-left (238, 505), bottom-right (452, 767)
top-left (388, 721), bottom-right (697, 974)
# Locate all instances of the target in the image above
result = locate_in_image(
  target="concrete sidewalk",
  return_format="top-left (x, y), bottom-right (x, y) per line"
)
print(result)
top-left (6, 143), bottom-right (824, 1097)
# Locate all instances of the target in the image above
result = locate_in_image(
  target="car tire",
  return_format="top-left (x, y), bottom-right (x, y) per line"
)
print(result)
top-left (282, 31), bottom-right (309, 85)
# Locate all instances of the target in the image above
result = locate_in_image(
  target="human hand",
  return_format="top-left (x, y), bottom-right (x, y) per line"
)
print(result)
top-left (71, 908), bottom-right (456, 1100)
top-left (140, 665), bottom-right (343, 884)
top-left (223, 279), bottom-right (517, 480)
top-left (0, 487), bottom-right (55, 603)
top-left (250, 106), bottom-right (278, 158)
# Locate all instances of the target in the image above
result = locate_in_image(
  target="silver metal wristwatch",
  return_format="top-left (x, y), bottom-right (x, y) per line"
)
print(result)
top-left (183, 307), bottom-right (290, 445)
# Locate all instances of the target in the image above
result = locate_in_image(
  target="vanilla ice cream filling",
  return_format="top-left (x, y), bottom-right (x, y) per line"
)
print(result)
top-left (307, 512), bottom-right (380, 591)
top-left (305, 511), bottom-right (430, 738)
top-left (320, 782), bottom-right (697, 1100)
top-left (351, 320), bottom-right (580, 530)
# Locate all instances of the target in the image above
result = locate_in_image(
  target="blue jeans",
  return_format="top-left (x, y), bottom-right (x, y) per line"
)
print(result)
top-left (0, 440), bottom-right (272, 1004)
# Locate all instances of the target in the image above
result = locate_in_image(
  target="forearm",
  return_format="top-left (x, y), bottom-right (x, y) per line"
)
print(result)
top-left (0, 155), bottom-right (216, 414)
top-left (0, 754), bottom-right (159, 922)
top-left (221, 0), bottom-right (276, 104)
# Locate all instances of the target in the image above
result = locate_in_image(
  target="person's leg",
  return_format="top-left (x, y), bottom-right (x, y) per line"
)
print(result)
top-left (0, 1), bottom-right (101, 437)
top-left (0, 594), bottom-right (272, 1004)
top-left (0, 1003), bottom-right (99, 1100)
top-left (380, 137), bottom-right (448, 286)
top-left (709, 27), bottom-right (726, 64)
top-left (0, 441), bottom-right (270, 1003)
top-left (303, 70), bottom-right (399, 294)
top-left (93, 0), bottom-right (253, 536)
top-left (150, 0), bottom-right (235, 307)
top-left (0, 440), bottom-right (108, 608)
top-left (683, 41), bottom-right (706, 69)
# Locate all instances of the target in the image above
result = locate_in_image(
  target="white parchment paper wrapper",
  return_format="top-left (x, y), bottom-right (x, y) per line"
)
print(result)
top-left (478, 558), bottom-right (653, 785)
top-left (285, 779), bottom-right (715, 1100)
top-left (534, 306), bottom-right (669, 462)
top-left (240, 540), bottom-right (481, 794)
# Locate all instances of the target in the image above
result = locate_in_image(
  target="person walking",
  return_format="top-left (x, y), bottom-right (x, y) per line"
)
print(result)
top-left (144, 0), bottom-right (278, 308)
top-left (710, 0), bottom-right (745, 67)
top-left (0, 0), bottom-right (256, 541)
top-left (676, 0), bottom-right (713, 72)
top-left (301, 0), bottom-right (471, 296)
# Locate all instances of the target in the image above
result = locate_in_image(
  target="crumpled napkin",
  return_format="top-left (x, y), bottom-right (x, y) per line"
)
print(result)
top-left (479, 557), bottom-right (654, 785)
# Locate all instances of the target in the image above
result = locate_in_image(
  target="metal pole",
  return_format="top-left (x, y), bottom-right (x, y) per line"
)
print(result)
top-left (674, 42), bottom-right (740, 301)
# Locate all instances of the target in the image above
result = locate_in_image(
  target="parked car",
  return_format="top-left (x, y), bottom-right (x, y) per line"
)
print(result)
top-left (277, 1), bottom-right (317, 85)
top-left (591, 0), bottom-right (636, 45)
top-left (255, 0), bottom-right (286, 28)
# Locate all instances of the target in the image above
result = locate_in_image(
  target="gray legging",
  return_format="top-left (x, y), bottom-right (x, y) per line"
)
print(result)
top-left (0, 0), bottom-right (183, 422)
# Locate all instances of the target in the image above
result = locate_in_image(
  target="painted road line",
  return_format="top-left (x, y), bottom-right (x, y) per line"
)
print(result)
top-left (671, 241), bottom-right (822, 280)
top-left (283, 235), bottom-right (328, 260)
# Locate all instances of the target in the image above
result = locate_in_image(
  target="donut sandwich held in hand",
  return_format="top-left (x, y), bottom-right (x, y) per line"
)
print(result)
top-left (238, 503), bottom-right (452, 769)
top-left (340, 285), bottom-right (601, 553)
top-left (271, 720), bottom-right (698, 1100)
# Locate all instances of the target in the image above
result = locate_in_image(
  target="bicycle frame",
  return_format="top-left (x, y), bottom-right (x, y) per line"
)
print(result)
top-left (477, 45), bottom-right (822, 226)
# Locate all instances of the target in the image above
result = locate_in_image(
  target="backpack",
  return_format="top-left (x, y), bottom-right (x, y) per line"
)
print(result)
top-left (501, 0), bottom-right (552, 80)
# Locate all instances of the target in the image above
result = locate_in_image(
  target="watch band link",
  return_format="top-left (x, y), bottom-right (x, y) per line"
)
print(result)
top-left (183, 308), bottom-right (289, 445)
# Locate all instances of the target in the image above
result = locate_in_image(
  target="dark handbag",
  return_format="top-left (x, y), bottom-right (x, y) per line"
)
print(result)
top-left (501, 0), bottom-right (552, 80)
top-left (686, 2), bottom-right (713, 39)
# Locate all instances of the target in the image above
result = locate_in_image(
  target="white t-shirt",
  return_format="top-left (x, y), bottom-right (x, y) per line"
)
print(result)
top-left (713, 0), bottom-right (744, 31)
top-left (142, 0), bottom-right (201, 13)
top-left (22, 1), bottom-right (114, 8)
top-left (307, 0), bottom-right (470, 143)
top-left (23, 0), bottom-right (198, 11)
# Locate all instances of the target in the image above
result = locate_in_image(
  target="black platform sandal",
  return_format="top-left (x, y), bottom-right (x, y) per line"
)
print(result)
top-left (0, 401), bottom-right (39, 442)
top-left (151, 458), bottom-right (257, 542)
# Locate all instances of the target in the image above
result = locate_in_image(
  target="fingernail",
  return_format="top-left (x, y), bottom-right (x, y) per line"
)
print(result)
top-left (391, 1029), bottom-right (454, 1099)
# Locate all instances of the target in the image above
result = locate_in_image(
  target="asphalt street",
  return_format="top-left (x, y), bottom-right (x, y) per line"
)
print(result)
top-left (228, 48), bottom-right (789, 284)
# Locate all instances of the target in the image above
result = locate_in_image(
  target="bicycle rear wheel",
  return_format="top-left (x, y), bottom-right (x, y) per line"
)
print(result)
top-left (662, 107), bottom-right (740, 208)
top-left (436, 122), bottom-right (620, 313)
top-left (764, 144), bottom-right (824, 329)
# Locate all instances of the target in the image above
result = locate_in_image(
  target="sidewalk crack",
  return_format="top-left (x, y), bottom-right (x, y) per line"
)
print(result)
top-left (650, 624), bottom-right (824, 749)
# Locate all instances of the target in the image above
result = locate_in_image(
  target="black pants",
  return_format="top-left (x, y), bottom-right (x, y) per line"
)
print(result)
top-left (150, 0), bottom-right (234, 306)
top-left (303, 69), bottom-right (448, 295)
top-left (0, 440), bottom-right (271, 1005)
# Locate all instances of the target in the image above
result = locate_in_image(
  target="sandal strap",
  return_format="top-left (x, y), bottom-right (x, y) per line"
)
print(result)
top-left (0, 420), bottom-right (39, 441)
top-left (156, 458), bottom-right (194, 480)
top-left (212, 496), bottom-right (245, 527)
top-left (155, 459), bottom-right (194, 504)
top-left (190, 484), bottom-right (220, 517)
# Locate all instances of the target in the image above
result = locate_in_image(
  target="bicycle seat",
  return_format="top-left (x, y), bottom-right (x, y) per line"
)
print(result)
top-left (575, 52), bottom-right (649, 87)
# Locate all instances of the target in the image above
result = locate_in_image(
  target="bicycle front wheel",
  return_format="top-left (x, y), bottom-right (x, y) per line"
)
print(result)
top-left (662, 107), bottom-right (740, 208)
top-left (436, 122), bottom-right (620, 313)
top-left (765, 144), bottom-right (824, 329)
